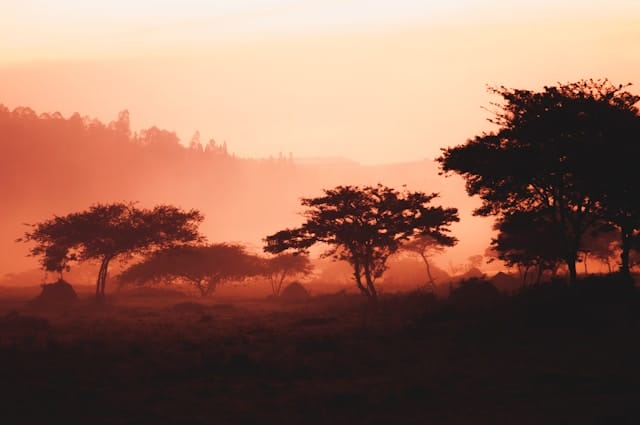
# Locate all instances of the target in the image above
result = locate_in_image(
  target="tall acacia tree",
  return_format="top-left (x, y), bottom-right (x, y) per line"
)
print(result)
top-left (438, 79), bottom-right (640, 284)
top-left (264, 185), bottom-right (459, 300)
top-left (20, 202), bottom-right (204, 300)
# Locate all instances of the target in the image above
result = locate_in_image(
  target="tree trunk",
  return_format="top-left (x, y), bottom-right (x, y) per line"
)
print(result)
top-left (420, 253), bottom-right (436, 291)
top-left (95, 256), bottom-right (112, 301)
top-left (95, 260), bottom-right (105, 299)
top-left (353, 264), bottom-right (371, 297)
top-left (619, 226), bottom-right (632, 281)
top-left (363, 264), bottom-right (378, 302)
top-left (535, 265), bottom-right (543, 285)
top-left (566, 256), bottom-right (577, 285)
top-left (522, 266), bottom-right (530, 286)
top-left (276, 271), bottom-right (287, 296)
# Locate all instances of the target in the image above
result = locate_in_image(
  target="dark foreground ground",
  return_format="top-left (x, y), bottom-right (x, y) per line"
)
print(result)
top-left (1, 277), bottom-right (639, 425)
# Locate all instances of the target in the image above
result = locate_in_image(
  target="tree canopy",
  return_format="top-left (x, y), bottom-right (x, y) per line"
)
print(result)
top-left (118, 244), bottom-right (263, 297)
top-left (20, 202), bottom-right (204, 299)
top-left (438, 79), bottom-right (640, 283)
top-left (264, 184), bottom-right (459, 299)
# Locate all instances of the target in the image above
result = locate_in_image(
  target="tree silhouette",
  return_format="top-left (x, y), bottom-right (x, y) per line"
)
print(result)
top-left (262, 253), bottom-right (313, 296)
top-left (21, 203), bottom-right (204, 300)
top-left (580, 223), bottom-right (619, 274)
top-left (402, 234), bottom-right (456, 289)
top-left (118, 244), bottom-right (263, 297)
top-left (264, 185), bottom-right (459, 300)
top-left (438, 79), bottom-right (640, 284)
top-left (490, 211), bottom-right (565, 285)
top-left (593, 127), bottom-right (640, 278)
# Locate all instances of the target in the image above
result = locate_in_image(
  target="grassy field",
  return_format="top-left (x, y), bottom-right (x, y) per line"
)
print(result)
top-left (0, 278), bottom-right (639, 425)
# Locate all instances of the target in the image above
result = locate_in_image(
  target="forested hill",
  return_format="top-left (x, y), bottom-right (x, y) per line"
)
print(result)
top-left (0, 105), bottom-right (489, 274)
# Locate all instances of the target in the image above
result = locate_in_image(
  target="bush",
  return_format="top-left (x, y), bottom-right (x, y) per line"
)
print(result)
top-left (449, 277), bottom-right (501, 310)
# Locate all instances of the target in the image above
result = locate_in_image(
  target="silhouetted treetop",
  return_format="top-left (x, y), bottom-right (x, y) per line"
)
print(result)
top-left (438, 79), bottom-right (640, 284)
top-left (264, 184), bottom-right (459, 299)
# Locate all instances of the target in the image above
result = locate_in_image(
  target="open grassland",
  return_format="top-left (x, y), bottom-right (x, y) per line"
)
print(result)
top-left (1, 279), bottom-right (639, 425)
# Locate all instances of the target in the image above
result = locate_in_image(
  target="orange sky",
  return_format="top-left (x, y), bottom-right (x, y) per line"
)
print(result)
top-left (1, 1), bottom-right (639, 164)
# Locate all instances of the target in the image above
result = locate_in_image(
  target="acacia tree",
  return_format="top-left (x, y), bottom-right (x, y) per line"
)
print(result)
top-left (20, 203), bottom-right (204, 300)
top-left (402, 234), bottom-right (456, 289)
top-left (438, 79), bottom-right (639, 284)
top-left (263, 253), bottom-right (313, 296)
top-left (264, 185), bottom-right (459, 300)
top-left (118, 244), bottom-right (263, 297)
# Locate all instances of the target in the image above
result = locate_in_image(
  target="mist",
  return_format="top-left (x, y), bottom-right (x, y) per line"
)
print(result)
top-left (0, 105), bottom-right (490, 277)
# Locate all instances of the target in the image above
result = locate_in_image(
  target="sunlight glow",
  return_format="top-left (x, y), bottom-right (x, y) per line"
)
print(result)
top-left (3, 1), bottom-right (640, 61)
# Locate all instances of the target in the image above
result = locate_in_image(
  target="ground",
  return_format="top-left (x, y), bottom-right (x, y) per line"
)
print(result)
top-left (0, 280), bottom-right (638, 425)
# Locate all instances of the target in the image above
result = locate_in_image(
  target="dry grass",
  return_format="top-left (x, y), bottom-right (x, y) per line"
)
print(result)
top-left (0, 278), bottom-right (639, 425)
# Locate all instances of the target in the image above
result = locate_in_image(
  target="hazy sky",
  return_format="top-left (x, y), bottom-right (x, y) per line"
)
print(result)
top-left (2, 0), bottom-right (640, 163)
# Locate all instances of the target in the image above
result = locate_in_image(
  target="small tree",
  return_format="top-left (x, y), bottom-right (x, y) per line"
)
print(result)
top-left (20, 202), bottom-right (204, 300)
top-left (118, 244), bottom-right (263, 297)
top-left (402, 234), bottom-right (456, 289)
top-left (264, 185), bottom-right (459, 300)
top-left (263, 253), bottom-right (313, 296)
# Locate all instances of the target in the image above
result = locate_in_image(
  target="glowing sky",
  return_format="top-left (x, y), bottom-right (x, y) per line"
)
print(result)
top-left (1, 0), bottom-right (640, 163)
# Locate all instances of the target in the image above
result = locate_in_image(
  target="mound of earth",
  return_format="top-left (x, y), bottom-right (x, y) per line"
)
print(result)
top-left (32, 279), bottom-right (78, 307)
top-left (280, 282), bottom-right (310, 302)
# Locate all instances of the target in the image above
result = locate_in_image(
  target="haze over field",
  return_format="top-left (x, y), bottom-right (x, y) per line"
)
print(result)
top-left (2, 5), bottom-right (640, 425)
top-left (1, 1), bottom-right (639, 276)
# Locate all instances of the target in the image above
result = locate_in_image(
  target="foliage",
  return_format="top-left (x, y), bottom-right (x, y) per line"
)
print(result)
top-left (119, 244), bottom-right (263, 297)
top-left (490, 211), bottom-right (565, 284)
top-left (438, 79), bottom-right (640, 283)
top-left (20, 202), bottom-right (204, 299)
top-left (262, 253), bottom-right (313, 296)
top-left (264, 184), bottom-right (459, 299)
